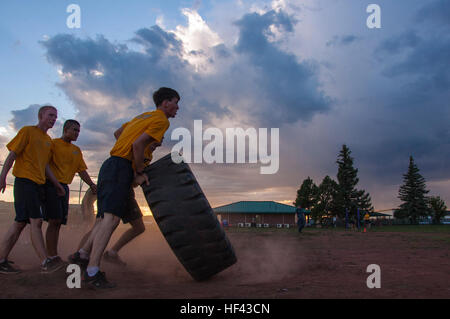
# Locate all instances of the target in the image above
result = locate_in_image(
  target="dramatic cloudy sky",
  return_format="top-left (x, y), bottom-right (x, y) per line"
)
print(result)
top-left (0, 0), bottom-right (449, 211)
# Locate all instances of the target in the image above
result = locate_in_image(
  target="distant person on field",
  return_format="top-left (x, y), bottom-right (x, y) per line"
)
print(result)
top-left (43, 120), bottom-right (97, 268)
top-left (0, 106), bottom-right (66, 274)
top-left (364, 212), bottom-right (370, 229)
top-left (296, 206), bottom-right (306, 233)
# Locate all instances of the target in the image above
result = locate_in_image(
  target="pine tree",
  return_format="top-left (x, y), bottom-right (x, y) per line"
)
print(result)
top-left (394, 156), bottom-right (429, 224)
top-left (428, 196), bottom-right (447, 225)
top-left (311, 175), bottom-right (338, 223)
top-left (294, 177), bottom-right (318, 209)
top-left (335, 145), bottom-right (373, 219)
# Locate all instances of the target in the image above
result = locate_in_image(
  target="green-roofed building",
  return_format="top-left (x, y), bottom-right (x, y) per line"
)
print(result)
top-left (213, 201), bottom-right (298, 228)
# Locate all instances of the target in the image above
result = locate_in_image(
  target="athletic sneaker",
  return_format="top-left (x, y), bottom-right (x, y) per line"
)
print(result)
top-left (83, 271), bottom-right (116, 289)
top-left (103, 251), bottom-right (127, 266)
top-left (41, 257), bottom-right (65, 274)
top-left (68, 252), bottom-right (89, 270)
top-left (0, 259), bottom-right (21, 275)
top-left (51, 256), bottom-right (64, 263)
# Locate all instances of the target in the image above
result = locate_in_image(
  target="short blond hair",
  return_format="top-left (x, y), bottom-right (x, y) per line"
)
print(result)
top-left (38, 105), bottom-right (57, 119)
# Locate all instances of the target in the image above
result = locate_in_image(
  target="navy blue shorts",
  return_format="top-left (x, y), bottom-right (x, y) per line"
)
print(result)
top-left (96, 188), bottom-right (143, 224)
top-left (96, 157), bottom-right (135, 220)
top-left (122, 190), bottom-right (143, 224)
top-left (13, 177), bottom-right (45, 223)
top-left (43, 181), bottom-right (70, 225)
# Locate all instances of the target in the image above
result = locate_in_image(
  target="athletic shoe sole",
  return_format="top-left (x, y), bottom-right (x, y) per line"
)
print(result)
top-left (41, 261), bottom-right (66, 274)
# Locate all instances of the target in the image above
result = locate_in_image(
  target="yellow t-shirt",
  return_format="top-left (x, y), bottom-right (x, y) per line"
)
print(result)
top-left (364, 213), bottom-right (370, 221)
top-left (49, 138), bottom-right (88, 184)
top-left (7, 126), bottom-right (52, 185)
top-left (110, 109), bottom-right (169, 161)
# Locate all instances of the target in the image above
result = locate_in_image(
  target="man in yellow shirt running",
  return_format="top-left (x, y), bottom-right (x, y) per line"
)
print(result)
top-left (0, 106), bottom-right (66, 274)
top-left (364, 212), bottom-right (371, 231)
top-left (69, 140), bottom-right (161, 268)
top-left (76, 87), bottom-right (180, 289)
top-left (43, 119), bottom-right (97, 268)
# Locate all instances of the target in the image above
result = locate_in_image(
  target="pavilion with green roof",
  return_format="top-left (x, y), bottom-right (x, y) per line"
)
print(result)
top-left (213, 201), bottom-right (298, 228)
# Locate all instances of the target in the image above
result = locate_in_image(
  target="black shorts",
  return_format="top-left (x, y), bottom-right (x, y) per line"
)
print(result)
top-left (96, 189), bottom-right (142, 224)
top-left (96, 156), bottom-right (136, 220)
top-left (43, 181), bottom-right (70, 225)
top-left (13, 177), bottom-right (45, 223)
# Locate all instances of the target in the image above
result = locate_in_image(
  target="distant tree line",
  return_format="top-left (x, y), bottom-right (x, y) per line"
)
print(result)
top-left (294, 145), bottom-right (373, 224)
top-left (294, 145), bottom-right (448, 225)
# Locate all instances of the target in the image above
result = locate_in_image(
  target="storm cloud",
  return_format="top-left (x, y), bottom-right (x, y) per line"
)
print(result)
top-left (366, 0), bottom-right (450, 182)
top-left (40, 7), bottom-right (330, 131)
top-left (10, 104), bottom-right (42, 131)
top-left (234, 9), bottom-right (331, 125)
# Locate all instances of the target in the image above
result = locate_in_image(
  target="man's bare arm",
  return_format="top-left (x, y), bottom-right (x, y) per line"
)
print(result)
top-left (114, 126), bottom-right (124, 140)
top-left (132, 133), bottom-right (156, 174)
top-left (45, 165), bottom-right (66, 197)
top-left (0, 151), bottom-right (16, 193)
top-left (79, 170), bottom-right (97, 194)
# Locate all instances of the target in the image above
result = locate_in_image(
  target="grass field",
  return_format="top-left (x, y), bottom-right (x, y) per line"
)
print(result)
top-left (306, 224), bottom-right (450, 233)
top-left (226, 224), bottom-right (450, 233)
top-left (368, 224), bottom-right (450, 233)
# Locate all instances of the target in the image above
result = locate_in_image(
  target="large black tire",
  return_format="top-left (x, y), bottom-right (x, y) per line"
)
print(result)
top-left (141, 153), bottom-right (237, 281)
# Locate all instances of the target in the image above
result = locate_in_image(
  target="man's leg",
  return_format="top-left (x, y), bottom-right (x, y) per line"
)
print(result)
top-left (84, 156), bottom-right (133, 287)
top-left (0, 221), bottom-right (27, 261)
top-left (87, 213), bottom-right (120, 273)
top-left (80, 218), bottom-right (102, 253)
top-left (31, 217), bottom-right (65, 273)
top-left (42, 182), bottom-right (69, 267)
top-left (104, 189), bottom-right (143, 265)
top-left (84, 213), bottom-right (120, 288)
top-left (46, 219), bottom-right (62, 257)
top-left (29, 218), bottom-right (48, 263)
top-left (78, 230), bottom-right (92, 251)
top-left (68, 218), bottom-right (101, 267)
top-left (109, 217), bottom-right (145, 254)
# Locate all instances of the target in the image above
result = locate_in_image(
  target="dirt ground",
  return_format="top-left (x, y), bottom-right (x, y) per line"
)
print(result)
top-left (0, 202), bottom-right (449, 299)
